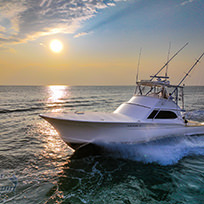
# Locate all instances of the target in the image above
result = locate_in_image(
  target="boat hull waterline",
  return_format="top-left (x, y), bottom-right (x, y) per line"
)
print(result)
top-left (40, 114), bottom-right (204, 149)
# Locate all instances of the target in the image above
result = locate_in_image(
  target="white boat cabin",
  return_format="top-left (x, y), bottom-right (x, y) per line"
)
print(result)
top-left (114, 76), bottom-right (185, 124)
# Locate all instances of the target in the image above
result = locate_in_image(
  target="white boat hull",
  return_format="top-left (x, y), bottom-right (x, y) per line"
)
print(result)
top-left (40, 115), bottom-right (204, 150)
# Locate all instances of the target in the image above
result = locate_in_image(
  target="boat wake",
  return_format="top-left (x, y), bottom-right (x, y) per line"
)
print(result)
top-left (96, 135), bottom-right (204, 165)
top-left (185, 110), bottom-right (204, 122)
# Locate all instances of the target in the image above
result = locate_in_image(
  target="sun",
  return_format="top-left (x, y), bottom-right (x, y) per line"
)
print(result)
top-left (50, 39), bottom-right (63, 53)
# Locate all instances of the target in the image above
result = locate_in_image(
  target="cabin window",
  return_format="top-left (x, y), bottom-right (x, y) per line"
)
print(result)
top-left (147, 110), bottom-right (177, 119)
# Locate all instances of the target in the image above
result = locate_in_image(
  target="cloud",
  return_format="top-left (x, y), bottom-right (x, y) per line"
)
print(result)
top-left (39, 42), bottom-right (46, 47)
top-left (0, 0), bottom-right (125, 46)
top-left (0, 45), bottom-right (16, 53)
top-left (83, 0), bottom-right (140, 34)
top-left (180, 0), bottom-right (194, 6)
top-left (107, 2), bottom-right (116, 6)
top-left (0, 25), bottom-right (6, 32)
top-left (74, 32), bottom-right (90, 38)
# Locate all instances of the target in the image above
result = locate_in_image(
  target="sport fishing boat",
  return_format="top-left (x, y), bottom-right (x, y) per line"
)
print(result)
top-left (40, 46), bottom-right (204, 150)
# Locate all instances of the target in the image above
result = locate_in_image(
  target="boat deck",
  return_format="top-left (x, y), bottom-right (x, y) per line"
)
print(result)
top-left (40, 112), bottom-right (136, 123)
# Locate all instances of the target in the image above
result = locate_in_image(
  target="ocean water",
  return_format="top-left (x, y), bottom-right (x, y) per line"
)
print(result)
top-left (0, 85), bottom-right (204, 204)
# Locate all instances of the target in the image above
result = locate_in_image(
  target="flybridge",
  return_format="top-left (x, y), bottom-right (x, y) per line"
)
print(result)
top-left (137, 80), bottom-right (181, 88)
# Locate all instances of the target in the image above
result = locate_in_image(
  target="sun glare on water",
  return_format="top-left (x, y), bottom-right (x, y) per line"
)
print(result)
top-left (50, 39), bottom-right (63, 53)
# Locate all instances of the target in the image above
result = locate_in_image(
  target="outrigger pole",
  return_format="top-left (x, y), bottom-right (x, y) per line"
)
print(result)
top-left (136, 48), bottom-right (142, 84)
top-left (134, 48), bottom-right (142, 94)
top-left (150, 42), bottom-right (189, 81)
top-left (171, 52), bottom-right (204, 96)
top-left (165, 42), bottom-right (171, 78)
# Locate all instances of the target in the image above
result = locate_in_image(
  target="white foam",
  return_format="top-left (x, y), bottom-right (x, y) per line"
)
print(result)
top-left (98, 135), bottom-right (204, 165)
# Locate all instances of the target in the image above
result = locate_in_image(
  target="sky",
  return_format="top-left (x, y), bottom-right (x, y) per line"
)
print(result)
top-left (0, 0), bottom-right (204, 85)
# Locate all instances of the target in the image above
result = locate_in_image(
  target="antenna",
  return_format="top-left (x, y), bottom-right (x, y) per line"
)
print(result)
top-left (136, 48), bottom-right (142, 83)
top-left (171, 52), bottom-right (204, 96)
top-left (151, 42), bottom-right (189, 81)
top-left (134, 48), bottom-right (142, 94)
top-left (165, 42), bottom-right (171, 78)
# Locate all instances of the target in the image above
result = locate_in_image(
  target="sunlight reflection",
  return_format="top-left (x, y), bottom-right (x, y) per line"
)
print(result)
top-left (51, 108), bottom-right (64, 113)
top-left (38, 121), bottom-right (73, 162)
top-left (46, 85), bottom-right (70, 112)
top-left (48, 85), bottom-right (69, 103)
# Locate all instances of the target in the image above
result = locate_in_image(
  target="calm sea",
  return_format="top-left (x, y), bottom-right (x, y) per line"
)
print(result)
top-left (0, 86), bottom-right (204, 204)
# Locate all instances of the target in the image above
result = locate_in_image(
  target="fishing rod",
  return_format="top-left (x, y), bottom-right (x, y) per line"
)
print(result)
top-left (171, 52), bottom-right (204, 96)
top-left (150, 42), bottom-right (189, 81)
top-left (165, 42), bottom-right (171, 78)
top-left (136, 48), bottom-right (142, 84)
top-left (134, 48), bottom-right (142, 94)
top-left (152, 52), bottom-right (204, 121)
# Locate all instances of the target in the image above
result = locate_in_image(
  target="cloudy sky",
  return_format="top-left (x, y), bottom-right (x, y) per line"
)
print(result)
top-left (0, 0), bottom-right (204, 85)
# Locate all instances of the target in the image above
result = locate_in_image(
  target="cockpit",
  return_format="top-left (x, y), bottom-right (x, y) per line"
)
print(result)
top-left (135, 77), bottom-right (184, 109)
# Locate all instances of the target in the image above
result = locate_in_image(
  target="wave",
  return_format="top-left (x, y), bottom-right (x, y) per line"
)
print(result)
top-left (0, 107), bottom-right (42, 114)
top-left (97, 135), bottom-right (204, 166)
top-left (185, 110), bottom-right (204, 122)
top-left (0, 101), bottom-right (103, 114)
